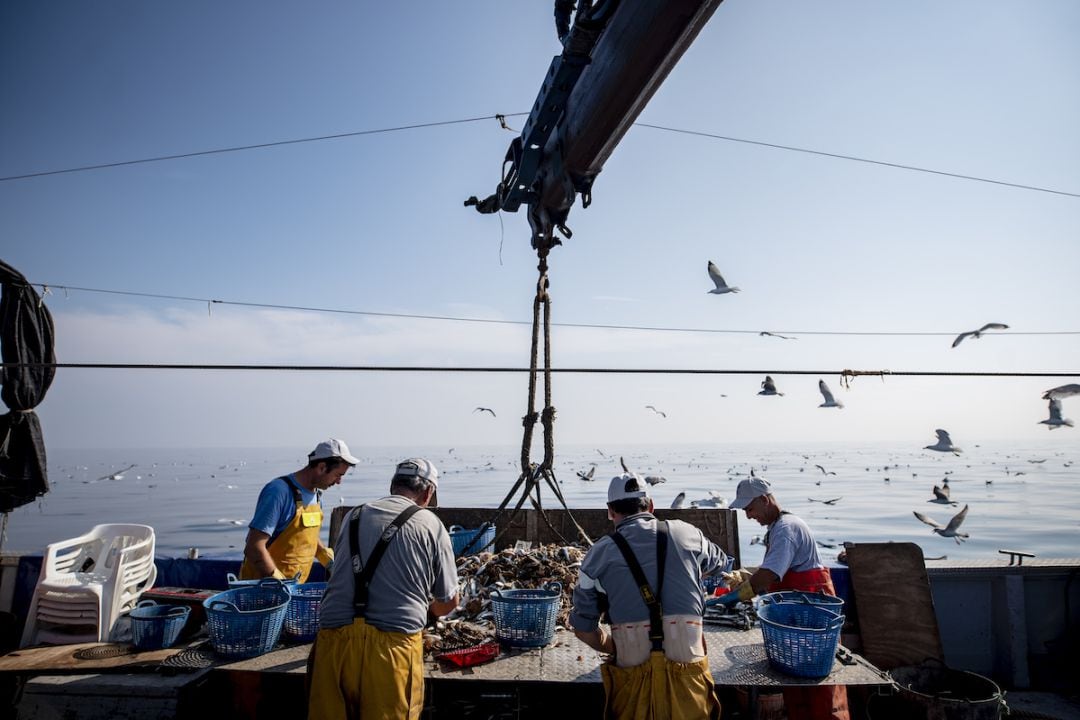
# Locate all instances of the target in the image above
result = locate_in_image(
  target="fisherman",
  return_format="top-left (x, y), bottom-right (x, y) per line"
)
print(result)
top-left (570, 472), bottom-right (729, 719)
top-left (726, 476), bottom-right (850, 720)
top-left (238, 438), bottom-right (356, 583)
top-left (308, 458), bottom-right (459, 720)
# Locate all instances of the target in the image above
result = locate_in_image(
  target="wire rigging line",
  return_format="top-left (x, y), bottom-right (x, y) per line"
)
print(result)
top-left (634, 123), bottom-right (1080, 199)
top-left (26, 281), bottom-right (1080, 339)
top-left (1, 113), bottom-right (1075, 199)
top-left (3, 363), bottom-right (1077, 378)
top-left (0, 114), bottom-right (530, 182)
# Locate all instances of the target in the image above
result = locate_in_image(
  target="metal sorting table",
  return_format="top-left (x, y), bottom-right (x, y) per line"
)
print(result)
top-left (424, 627), bottom-right (885, 687)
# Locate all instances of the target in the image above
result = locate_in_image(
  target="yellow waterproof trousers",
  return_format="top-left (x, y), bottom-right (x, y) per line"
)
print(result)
top-left (307, 618), bottom-right (424, 720)
top-left (601, 651), bottom-right (720, 720)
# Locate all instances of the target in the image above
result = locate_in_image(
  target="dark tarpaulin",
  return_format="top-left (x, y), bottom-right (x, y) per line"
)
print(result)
top-left (0, 260), bottom-right (55, 513)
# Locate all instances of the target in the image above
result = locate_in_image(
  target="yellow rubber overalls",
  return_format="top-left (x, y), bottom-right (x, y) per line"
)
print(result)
top-left (238, 475), bottom-right (322, 583)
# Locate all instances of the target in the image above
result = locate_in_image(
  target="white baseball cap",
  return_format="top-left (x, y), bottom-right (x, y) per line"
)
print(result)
top-left (394, 458), bottom-right (439, 488)
top-left (730, 477), bottom-right (772, 509)
top-left (607, 472), bottom-right (651, 503)
top-left (309, 438), bottom-right (359, 466)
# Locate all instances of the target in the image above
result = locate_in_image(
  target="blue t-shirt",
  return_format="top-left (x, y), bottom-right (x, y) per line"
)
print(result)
top-left (248, 475), bottom-right (319, 541)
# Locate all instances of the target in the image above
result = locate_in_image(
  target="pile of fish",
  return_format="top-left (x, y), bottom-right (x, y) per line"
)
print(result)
top-left (423, 543), bottom-right (586, 653)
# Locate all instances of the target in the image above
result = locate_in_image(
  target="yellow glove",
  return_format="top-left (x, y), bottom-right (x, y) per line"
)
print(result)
top-left (316, 546), bottom-right (334, 567)
top-left (722, 568), bottom-right (753, 590)
top-left (271, 568), bottom-right (287, 580)
top-left (736, 580), bottom-right (756, 602)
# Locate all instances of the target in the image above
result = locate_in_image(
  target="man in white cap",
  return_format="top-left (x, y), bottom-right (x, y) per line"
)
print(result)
top-left (570, 472), bottom-right (730, 719)
top-left (727, 476), bottom-right (849, 720)
top-left (239, 438), bottom-right (357, 583)
top-left (309, 458), bottom-right (459, 720)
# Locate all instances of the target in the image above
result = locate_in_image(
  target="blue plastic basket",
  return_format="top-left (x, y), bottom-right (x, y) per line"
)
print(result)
top-left (764, 590), bottom-right (845, 610)
top-left (282, 582), bottom-right (326, 643)
top-left (203, 579), bottom-right (292, 659)
top-left (130, 600), bottom-right (190, 651)
top-left (226, 572), bottom-right (300, 589)
top-left (448, 524), bottom-right (496, 556)
top-left (490, 581), bottom-right (561, 648)
top-left (757, 592), bottom-right (845, 678)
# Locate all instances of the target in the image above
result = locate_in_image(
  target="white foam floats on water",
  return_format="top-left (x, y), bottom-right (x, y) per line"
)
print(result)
top-left (5, 441), bottom-right (1077, 562)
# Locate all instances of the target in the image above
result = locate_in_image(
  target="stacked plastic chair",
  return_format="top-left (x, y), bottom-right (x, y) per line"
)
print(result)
top-left (20, 524), bottom-right (157, 647)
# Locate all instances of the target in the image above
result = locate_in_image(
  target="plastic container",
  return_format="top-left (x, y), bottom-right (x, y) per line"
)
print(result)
top-left (448, 524), bottom-right (496, 556)
top-left (490, 581), bottom-right (562, 648)
top-left (757, 592), bottom-right (844, 678)
top-left (129, 600), bottom-right (191, 651)
top-left (203, 579), bottom-right (292, 659)
top-left (887, 660), bottom-right (1005, 720)
top-left (763, 590), bottom-right (844, 611)
top-left (435, 641), bottom-right (500, 668)
top-left (282, 582), bottom-right (326, 643)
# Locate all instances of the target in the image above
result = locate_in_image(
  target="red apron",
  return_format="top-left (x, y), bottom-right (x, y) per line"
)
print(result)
top-left (772, 566), bottom-right (850, 720)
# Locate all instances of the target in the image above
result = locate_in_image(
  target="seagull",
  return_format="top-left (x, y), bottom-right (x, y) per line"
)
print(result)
top-left (808, 497), bottom-right (842, 505)
top-left (576, 466), bottom-right (596, 481)
top-left (1042, 384), bottom-right (1080, 401)
top-left (817, 380), bottom-right (843, 409)
top-left (951, 323), bottom-right (1009, 348)
top-left (758, 376), bottom-right (784, 396)
top-left (690, 491), bottom-right (726, 508)
top-left (670, 492), bottom-right (686, 509)
top-left (1039, 398), bottom-right (1074, 429)
top-left (914, 504), bottom-right (970, 543)
top-left (644, 475), bottom-right (666, 486)
top-left (929, 484), bottom-right (957, 505)
top-left (645, 405), bottom-right (667, 418)
top-left (925, 429), bottom-right (962, 454)
top-left (706, 261), bottom-right (740, 295)
top-left (814, 465), bottom-right (837, 476)
top-left (760, 331), bottom-right (796, 340)
top-left (474, 407), bottom-right (496, 417)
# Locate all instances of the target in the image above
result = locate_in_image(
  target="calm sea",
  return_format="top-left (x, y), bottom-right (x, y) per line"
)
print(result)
top-left (4, 442), bottom-right (1078, 564)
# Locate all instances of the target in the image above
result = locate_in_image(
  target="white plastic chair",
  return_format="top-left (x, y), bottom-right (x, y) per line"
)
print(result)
top-left (20, 523), bottom-right (157, 647)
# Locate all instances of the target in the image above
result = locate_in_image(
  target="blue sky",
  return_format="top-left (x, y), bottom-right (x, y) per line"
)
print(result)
top-left (2, 1), bottom-right (1078, 450)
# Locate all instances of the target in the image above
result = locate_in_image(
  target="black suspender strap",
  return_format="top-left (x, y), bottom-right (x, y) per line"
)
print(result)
top-left (608, 520), bottom-right (669, 652)
top-left (349, 503), bottom-right (423, 618)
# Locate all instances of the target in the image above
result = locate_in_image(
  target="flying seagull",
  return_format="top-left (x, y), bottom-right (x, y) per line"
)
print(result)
top-left (644, 475), bottom-right (667, 486)
top-left (645, 405), bottom-right (667, 418)
top-left (929, 484), bottom-right (957, 505)
top-left (760, 331), bottom-right (796, 340)
top-left (576, 466), bottom-right (596, 481)
top-left (1042, 384), bottom-right (1080, 401)
top-left (670, 492), bottom-right (687, 509)
top-left (758, 376), bottom-right (784, 396)
top-left (474, 407), bottom-right (496, 417)
top-left (925, 429), bottom-right (962, 454)
top-left (951, 323), bottom-right (1009, 348)
top-left (1039, 398), bottom-right (1074, 429)
top-left (914, 504), bottom-right (970, 543)
top-left (817, 379), bottom-right (844, 409)
top-left (706, 261), bottom-right (740, 295)
top-left (814, 465), bottom-right (837, 476)
top-left (808, 497), bottom-right (842, 505)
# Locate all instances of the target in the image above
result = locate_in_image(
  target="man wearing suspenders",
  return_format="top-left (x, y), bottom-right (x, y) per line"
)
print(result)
top-left (308, 458), bottom-right (459, 719)
top-left (239, 438), bottom-right (356, 583)
top-left (570, 472), bottom-right (730, 719)
top-left (726, 476), bottom-right (850, 720)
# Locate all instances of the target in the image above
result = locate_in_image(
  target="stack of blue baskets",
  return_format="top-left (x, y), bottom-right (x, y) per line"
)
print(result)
top-left (204, 579), bottom-right (292, 659)
top-left (757, 591), bottom-right (845, 678)
top-left (130, 600), bottom-right (190, 651)
top-left (448, 524), bottom-right (496, 556)
top-left (282, 582), bottom-right (326, 643)
top-left (490, 581), bottom-right (562, 647)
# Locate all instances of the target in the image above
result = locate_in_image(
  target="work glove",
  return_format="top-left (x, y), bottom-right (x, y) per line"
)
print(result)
top-left (316, 546), bottom-right (335, 567)
top-left (736, 580), bottom-right (756, 602)
top-left (722, 568), bottom-right (753, 590)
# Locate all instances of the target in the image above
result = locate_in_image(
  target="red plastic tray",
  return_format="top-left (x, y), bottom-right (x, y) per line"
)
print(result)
top-left (435, 641), bottom-right (500, 668)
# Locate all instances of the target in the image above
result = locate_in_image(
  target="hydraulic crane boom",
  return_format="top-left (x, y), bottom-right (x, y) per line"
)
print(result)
top-left (467, 0), bottom-right (724, 250)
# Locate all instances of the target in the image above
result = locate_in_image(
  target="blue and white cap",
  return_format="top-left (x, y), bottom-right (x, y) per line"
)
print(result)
top-left (395, 458), bottom-right (439, 488)
top-left (607, 472), bottom-right (650, 503)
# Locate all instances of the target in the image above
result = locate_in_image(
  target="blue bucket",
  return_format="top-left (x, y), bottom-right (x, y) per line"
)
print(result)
top-left (490, 581), bottom-right (562, 648)
top-left (757, 592), bottom-right (844, 678)
top-left (204, 579), bottom-right (291, 659)
top-left (130, 600), bottom-right (190, 651)
top-left (449, 524), bottom-right (496, 556)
